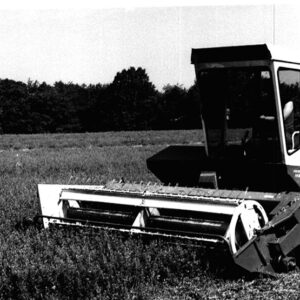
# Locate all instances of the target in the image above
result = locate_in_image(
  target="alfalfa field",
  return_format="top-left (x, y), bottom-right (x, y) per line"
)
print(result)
top-left (0, 130), bottom-right (298, 300)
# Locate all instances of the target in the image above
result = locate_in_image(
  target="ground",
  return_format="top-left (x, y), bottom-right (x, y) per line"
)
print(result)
top-left (0, 130), bottom-right (298, 299)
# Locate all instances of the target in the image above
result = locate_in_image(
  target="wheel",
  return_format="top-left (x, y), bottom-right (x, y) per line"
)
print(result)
top-left (227, 200), bottom-right (268, 254)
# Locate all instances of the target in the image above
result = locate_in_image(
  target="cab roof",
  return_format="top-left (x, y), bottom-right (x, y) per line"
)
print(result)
top-left (191, 44), bottom-right (300, 65)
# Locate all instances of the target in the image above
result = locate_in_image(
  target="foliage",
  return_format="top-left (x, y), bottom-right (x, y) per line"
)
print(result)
top-left (0, 68), bottom-right (200, 134)
top-left (156, 84), bottom-right (201, 129)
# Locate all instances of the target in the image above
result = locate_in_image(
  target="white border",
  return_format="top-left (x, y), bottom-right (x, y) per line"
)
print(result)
top-left (1, 0), bottom-right (297, 10)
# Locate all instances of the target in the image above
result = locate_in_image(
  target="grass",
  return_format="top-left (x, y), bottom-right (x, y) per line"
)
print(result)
top-left (0, 130), bottom-right (204, 150)
top-left (0, 130), bottom-right (298, 299)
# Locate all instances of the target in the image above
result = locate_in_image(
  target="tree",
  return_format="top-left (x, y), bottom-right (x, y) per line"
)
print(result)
top-left (0, 67), bottom-right (201, 133)
top-left (0, 79), bottom-right (29, 133)
top-left (107, 67), bottom-right (158, 130)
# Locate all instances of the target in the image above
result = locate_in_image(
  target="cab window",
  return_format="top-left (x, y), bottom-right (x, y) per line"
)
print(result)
top-left (198, 68), bottom-right (281, 162)
top-left (278, 69), bottom-right (300, 154)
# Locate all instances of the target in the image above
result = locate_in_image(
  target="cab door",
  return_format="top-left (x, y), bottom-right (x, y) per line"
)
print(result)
top-left (274, 62), bottom-right (300, 188)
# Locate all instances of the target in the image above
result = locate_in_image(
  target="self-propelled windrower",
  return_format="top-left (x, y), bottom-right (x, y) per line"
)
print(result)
top-left (38, 44), bottom-right (300, 274)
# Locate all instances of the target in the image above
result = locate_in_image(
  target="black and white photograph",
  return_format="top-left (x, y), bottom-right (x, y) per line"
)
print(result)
top-left (0, 0), bottom-right (299, 299)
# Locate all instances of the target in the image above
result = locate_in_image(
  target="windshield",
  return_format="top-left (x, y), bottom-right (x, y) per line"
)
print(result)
top-left (198, 68), bottom-right (280, 161)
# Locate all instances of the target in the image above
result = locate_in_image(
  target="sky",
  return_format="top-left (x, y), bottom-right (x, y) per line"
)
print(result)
top-left (0, 2), bottom-right (299, 90)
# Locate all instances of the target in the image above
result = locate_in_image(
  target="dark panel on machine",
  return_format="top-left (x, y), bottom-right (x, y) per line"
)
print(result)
top-left (147, 145), bottom-right (298, 193)
top-left (191, 44), bottom-right (271, 64)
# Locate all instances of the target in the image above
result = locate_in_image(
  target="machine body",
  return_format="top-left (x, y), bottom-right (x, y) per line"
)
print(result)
top-left (38, 44), bottom-right (300, 274)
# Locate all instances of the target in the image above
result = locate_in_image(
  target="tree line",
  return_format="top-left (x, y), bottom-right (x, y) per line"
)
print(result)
top-left (0, 67), bottom-right (201, 134)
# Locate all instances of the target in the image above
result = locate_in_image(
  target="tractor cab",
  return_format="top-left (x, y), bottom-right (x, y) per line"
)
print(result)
top-left (147, 44), bottom-right (300, 192)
